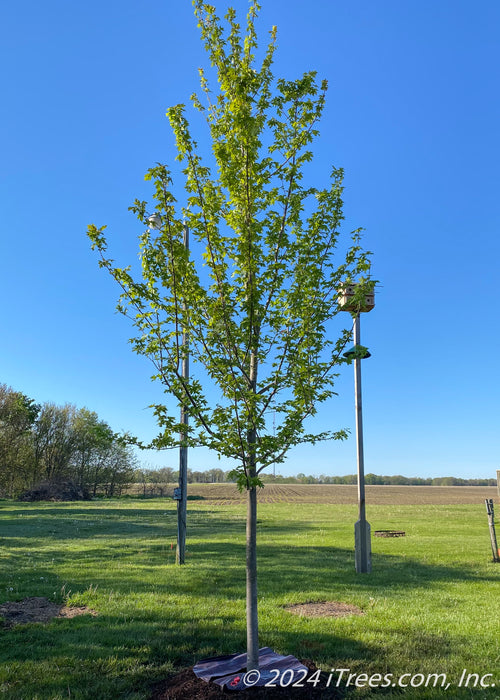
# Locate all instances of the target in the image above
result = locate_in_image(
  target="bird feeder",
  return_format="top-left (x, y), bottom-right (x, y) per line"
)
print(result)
top-left (338, 283), bottom-right (375, 313)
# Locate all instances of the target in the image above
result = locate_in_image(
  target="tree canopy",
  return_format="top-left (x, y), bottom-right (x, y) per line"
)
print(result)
top-left (88, 1), bottom-right (374, 489)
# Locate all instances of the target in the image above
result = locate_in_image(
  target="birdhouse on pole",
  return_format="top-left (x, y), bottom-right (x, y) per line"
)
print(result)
top-left (338, 283), bottom-right (375, 314)
top-left (338, 281), bottom-right (375, 574)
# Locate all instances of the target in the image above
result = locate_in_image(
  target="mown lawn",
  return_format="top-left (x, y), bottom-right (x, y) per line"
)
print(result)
top-left (0, 497), bottom-right (498, 699)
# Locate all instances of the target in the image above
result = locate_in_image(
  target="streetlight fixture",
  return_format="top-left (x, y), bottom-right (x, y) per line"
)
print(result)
top-left (147, 214), bottom-right (190, 565)
top-left (339, 283), bottom-right (375, 574)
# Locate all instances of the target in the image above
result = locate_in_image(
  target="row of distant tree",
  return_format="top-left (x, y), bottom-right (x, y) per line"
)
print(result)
top-left (1, 381), bottom-right (494, 500)
top-left (0, 384), bottom-right (137, 498)
top-left (291, 473), bottom-right (497, 486)
top-left (134, 466), bottom-right (227, 495)
top-left (136, 466), bottom-right (496, 489)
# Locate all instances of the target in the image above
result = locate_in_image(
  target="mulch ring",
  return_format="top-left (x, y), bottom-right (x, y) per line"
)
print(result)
top-left (151, 603), bottom-right (361, 698)
top-left (284, 602), bottom-right (364, 618)
top-left (0, 596), bottom-right (97, 628)
top-left (151, 660), bottom-right (346, 699)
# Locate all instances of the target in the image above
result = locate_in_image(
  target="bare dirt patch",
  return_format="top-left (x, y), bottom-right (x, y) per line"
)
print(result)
top-left (0, 597), bottom-right (97, 628)
top-left (285, 601), bottom-right (364, 618)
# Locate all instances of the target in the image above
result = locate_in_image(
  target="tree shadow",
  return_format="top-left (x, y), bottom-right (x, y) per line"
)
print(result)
top-left (0, 602), bottom-right (373, 699)
top-left (1, 505), bottom-right (497, 596)
top-left (1, 503), bottom-right (499, 698)
top-left (2, 536), bottom-right (497, 602)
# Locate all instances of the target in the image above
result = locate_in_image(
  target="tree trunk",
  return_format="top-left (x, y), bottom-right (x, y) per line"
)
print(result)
top-left (246, 480), bottom-right (259, 670)
top-left (246, 344), bottom-right (259, 670)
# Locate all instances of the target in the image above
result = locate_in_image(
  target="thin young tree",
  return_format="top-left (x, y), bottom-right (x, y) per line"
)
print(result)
top-left (88, 0), bottom-right (374, 671)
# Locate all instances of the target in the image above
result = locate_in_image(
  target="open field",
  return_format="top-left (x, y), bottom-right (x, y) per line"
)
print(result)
top-left (129, 482), bottom-right (499, 505)
top-left (0, 496), bottom-right (499, 699)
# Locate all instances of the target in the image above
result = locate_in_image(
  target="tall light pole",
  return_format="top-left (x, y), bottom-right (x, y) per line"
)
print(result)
top-left (339, 283), bottom-right (375, 573)
top-left (147, 214), bottom-right (189, 565)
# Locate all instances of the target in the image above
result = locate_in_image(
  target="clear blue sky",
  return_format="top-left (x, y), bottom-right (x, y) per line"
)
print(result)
top-left (1, 1), bottom-right (499, 479)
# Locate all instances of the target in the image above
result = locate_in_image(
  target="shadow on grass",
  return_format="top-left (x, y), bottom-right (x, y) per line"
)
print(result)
top-left (2, 505), bottom-right (498, 591)
top-left (2, 531), bottom-right (497, 599)
top-left (0, 506), bottom-right (320, 544)
top-left (0, 602), bottom-right (375, 700)
top-left (1, 503), bottom-right (499, 698)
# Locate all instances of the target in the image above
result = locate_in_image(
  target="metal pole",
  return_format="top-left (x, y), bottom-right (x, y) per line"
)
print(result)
top-left (353, 314), bottom-right (372, 573)
top-left (177, 223), bottom-right (189, 565)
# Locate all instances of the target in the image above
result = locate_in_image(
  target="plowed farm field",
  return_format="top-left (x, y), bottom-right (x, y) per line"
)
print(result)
top-left (180, 483), bottom-right (497, 505)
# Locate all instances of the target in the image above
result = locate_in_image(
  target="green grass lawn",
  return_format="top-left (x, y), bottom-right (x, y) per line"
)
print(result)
top-left (0, 498), bottom-right (499, 699)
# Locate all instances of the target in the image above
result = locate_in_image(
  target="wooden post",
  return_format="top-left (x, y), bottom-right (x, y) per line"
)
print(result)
top-left (497, 470), bottom-right (500, 498)
top-left (485, 499), bottom-right (500, 563)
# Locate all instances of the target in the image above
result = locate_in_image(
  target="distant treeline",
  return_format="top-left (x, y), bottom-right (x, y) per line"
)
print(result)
top-left (264, 473), bottom-right (497, 486)
top-left (0, 384), bottom-right (137, 498)
top-left (2, 379), bottom-right (494, 501)
top-left (136, 467), bottom-right (496, 488)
